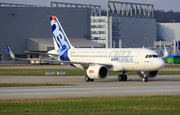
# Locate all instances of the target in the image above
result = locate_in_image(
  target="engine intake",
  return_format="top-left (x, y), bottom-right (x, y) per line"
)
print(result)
top-left (137, 70), bottom-right (159, 78)
top-left (86, 65), bottom-right (109, 79)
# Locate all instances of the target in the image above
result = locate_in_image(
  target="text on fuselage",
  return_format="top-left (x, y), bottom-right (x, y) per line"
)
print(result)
top-left (111, 58), bottom-right (133, 63)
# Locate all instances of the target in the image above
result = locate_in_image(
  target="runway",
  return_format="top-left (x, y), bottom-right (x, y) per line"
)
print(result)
top-left (0, 75), bottom-right (180, 100)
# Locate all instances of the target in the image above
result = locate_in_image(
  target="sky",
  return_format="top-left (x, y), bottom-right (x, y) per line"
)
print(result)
top-left (1, 0), bottom-right (180, 12)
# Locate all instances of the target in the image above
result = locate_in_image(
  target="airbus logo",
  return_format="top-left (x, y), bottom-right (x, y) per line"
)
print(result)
top-left (51, 19), bottom-right (70, 55)
top-left (111, 58), bottom-right (133, 63)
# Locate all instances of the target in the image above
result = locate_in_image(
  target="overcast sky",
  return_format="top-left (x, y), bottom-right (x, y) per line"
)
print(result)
top-left (1, 0), bottom-right (180, 12)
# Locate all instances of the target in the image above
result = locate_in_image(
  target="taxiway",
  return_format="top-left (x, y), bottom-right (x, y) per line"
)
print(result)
top-left (0, 75), bottom-right (180, 100)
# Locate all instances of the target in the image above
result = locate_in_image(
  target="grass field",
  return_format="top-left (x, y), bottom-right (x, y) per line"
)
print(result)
top-left (0, 69), bottom-right (180, 76)
top-left (0, 96), bottom-right (179, 115)
top-left (0, 64), bottom-right (180, 68)
top-left (164, 64), bottom-right (180, 68)
top-left (0, 83), bottom-right (74, 87)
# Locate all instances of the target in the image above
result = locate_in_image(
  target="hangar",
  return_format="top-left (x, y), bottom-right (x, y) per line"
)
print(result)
top-left (91, 1), bottom-right (156, 48)
top-left (0, 2), bottom-right (103, 64)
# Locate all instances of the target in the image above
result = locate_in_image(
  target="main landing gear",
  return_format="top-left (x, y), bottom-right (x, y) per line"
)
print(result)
top-left (85, 76), bottom-right (94, 82)
top-left (118, 72), bottom-right (127, 81)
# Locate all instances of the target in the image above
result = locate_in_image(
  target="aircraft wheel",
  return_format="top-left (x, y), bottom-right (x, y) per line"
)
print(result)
top-left (143, 78), bottom-right (148, 82)
top-left (85, 76), bottom-right (90, 82)
top-left (90, 79), bottom-right (94, 82)
top-left (122, 75), bottom-right (127, 81)
top-left (118, 75), bottom-right (123, 81)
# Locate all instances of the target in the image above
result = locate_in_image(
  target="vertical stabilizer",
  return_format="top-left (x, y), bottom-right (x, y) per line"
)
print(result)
top-left (162, 43), bottom-right (168, 58)
top-left (50, 16), bottom-right (74, 55)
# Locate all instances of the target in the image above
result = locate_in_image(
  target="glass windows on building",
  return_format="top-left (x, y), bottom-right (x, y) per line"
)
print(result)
top-left (91, 31), bottom-right (106, 34)
top-left (91, 37), bottom-right (100, 40)
top-left (91, 25), bottom-right (105, 28)
top-left (15, 54), bottom-right (27, 58)
top-left (4, 54), bottom-right (12, 60)
top-left (91, 19), bottom-right (106, 22)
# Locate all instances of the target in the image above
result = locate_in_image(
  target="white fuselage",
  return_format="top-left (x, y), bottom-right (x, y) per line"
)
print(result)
top-left (49, 48), bottom-right (165, 72)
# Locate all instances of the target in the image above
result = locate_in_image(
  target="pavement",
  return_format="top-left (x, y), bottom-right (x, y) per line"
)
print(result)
top-left (0, 75), bottom-right (180, 100)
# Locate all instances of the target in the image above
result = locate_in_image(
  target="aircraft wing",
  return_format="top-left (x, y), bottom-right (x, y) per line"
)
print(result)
top-left (6, 45), bottom-right (113, 67)
top-left (24, 51), bottom-right (60, 56)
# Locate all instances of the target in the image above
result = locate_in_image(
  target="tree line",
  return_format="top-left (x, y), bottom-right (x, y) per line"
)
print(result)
top-left (154, 10), bottom-right (180, 22)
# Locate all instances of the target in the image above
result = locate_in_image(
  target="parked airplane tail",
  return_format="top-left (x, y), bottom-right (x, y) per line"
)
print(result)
top-left (50, 16), bottom-right (74, 53)
top-left (162, 43), bottom-right (168, 58)
top-left (6, 45), bottom-right (15, 59)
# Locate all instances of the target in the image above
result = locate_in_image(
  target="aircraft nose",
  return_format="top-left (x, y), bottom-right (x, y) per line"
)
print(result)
top-left (156, 58), bottom-right (165, 69)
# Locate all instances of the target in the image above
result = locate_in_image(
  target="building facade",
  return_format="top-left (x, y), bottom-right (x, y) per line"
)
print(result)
top-left (109, 16), bottom-right (156, 48)
top-left (91, 16), bottom-right (106, 46)
top-left (0, 6), bottom-right (91, 64)
top-left (157, 23), bottom-right (180, 41)
top-left (91, 16), bottom-right (156, 48)
top-left (91, 1), bottom-right (156, 48)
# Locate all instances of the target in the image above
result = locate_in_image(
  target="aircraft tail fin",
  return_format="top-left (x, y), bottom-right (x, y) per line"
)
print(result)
top-left (6, 45), bottom-right (16, 59)
top-left (50, 16), bottom-right (74, 52)
top-left (162, 43), bottom-right (168, 58)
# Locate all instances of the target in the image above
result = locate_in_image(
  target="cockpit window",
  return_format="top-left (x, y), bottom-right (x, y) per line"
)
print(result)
top-left (145, 54), bottom-right (159, 58)
top-left (152, 55), bottom-right (158, 58)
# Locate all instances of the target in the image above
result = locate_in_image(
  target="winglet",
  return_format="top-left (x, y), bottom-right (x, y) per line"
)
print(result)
top-left (6, 45), bottom-right (15, 59)
top-left (162, 43), bottom-right (168, 58)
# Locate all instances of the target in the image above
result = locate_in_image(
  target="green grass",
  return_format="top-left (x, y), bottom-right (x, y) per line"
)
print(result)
top-left (158, 71), bottom-right (180, 75)
top-left (0, 64), bottom-right (180, 68)
top-left (0, 69), bottom-right (86, 76)
top-left (0, 83), bottom-right (74, 87)
top-left (164, 64), bottom-right (180, 68)
top-left (0, 96), bottom-right (179, 115)
top-left (0, 64), bottom-right (61, 67)
top-left (0, 69), bottom-right (180, 76)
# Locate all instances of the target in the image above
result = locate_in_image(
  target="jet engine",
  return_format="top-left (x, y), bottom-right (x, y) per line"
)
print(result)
top-left (86, 65), bottom-right (109, 79)
top-left (137, 70), bottom-right (159, 78)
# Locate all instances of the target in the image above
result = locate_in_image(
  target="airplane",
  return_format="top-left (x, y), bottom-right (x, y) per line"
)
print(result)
top-left (6, 15), bottom-right (168, 82)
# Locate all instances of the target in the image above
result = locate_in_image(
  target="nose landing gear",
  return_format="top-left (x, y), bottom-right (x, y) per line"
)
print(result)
top-left (143, 77), bottom-right (148, 82)
top-left (141, 71), bottom-right (148, 82)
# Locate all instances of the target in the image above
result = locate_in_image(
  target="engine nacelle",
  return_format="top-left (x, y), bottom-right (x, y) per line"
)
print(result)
top-left (137, 70), bottom-right (159, 78)
top-left (86, 65), bottom-right (109, 79)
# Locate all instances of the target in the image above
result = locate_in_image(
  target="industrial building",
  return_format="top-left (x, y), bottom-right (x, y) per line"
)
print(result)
top-left (91, 1), bottom-right (156, 48)
top-left (91, 16), bottom-right (107, 46)
top-left (0, 2), bottom-right (103, 64)
top-left (154, 23), bottom-right (180, 56)
top-left (157, 23), bottom-right (180, 41)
